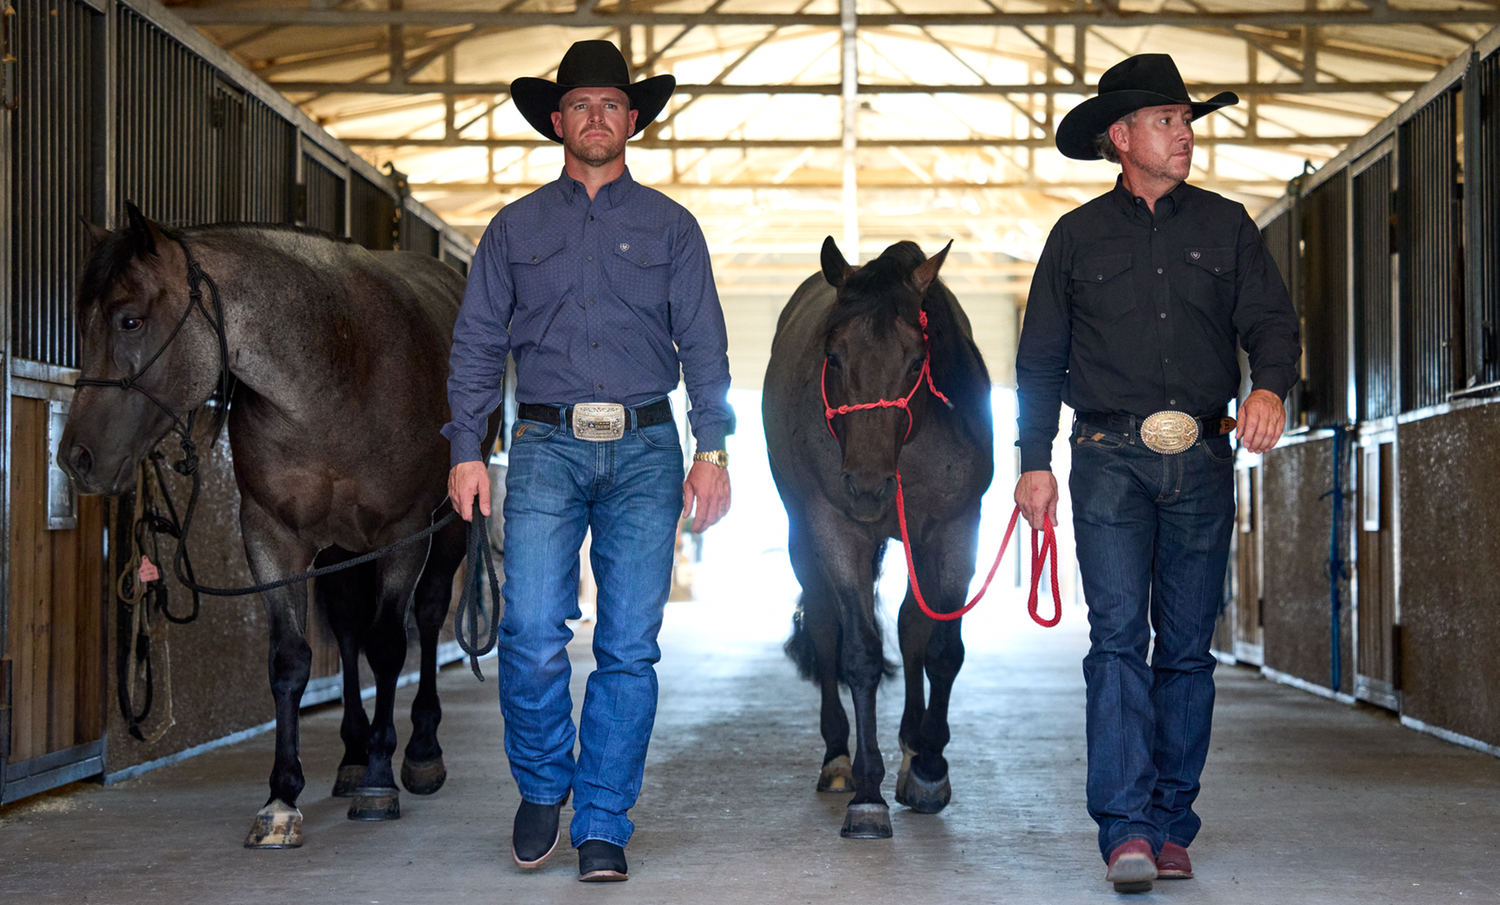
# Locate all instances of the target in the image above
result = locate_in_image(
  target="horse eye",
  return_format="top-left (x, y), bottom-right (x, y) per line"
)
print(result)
top-left (120, 317), bottom-right (144, 331)
top-left (826, 353), bottom-right (841, 370)
top-left (907, 358), bottom-right (923, 374)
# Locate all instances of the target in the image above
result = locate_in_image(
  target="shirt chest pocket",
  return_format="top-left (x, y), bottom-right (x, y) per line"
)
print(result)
top-left (507, 234), bottom-right (568, 302)
top-left (1182, 246), bottom-right (1237, 312)
top-left (606, 235), bottom-right (672, 309)
top-left (1069, 252), bottom-right (1135, 322)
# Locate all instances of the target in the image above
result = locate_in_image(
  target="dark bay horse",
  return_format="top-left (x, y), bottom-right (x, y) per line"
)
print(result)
top-left (763, 238), bottom-right (993, 839)
top-left (59, 203), bottom-right (498, 848)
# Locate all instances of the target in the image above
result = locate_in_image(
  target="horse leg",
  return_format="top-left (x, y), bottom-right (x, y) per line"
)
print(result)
top-left (346, 545), bottom-right (427, 821)
top-left (894, 522), bottom-right (976, 815)
top-left (787, 525), bottom-right (852, 792)
top-left (837, 582), bottom-right (891, 839)
top-left (810, 600), bottom-right (853, 793)
top-left (241, 507), bottom-right (317, 849)
top-left (895, 591), bottom-right (938, 810)
top-left (317, 552), bottom-right (376, 798)
top-left (402, 514), bottom-right (466, 795)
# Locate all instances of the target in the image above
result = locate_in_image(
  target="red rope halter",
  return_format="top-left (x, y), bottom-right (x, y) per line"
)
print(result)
top-left (821, 310), bottom-right (1061, 628)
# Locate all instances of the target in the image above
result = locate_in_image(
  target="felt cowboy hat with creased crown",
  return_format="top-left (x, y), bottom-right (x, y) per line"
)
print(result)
top-left (510, 40), bottom-right (676, 143)
top-left (1055, 54), bottom-right (1238, 160)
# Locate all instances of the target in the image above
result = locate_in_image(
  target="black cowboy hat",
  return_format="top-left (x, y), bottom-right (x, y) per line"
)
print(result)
top-left (510, 40), bottom-right (676, 143)
top-left (1056, 54), bottom-right (1238, 161)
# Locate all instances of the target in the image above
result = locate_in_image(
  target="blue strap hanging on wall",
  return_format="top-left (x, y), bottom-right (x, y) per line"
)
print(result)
top-left (1321, 426), bottom-right (1351, 693)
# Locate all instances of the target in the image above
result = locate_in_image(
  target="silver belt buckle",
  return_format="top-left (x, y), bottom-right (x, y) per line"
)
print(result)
top-left (572, 402), bottom-right (626, 441)
top-left (1140, 410), bottom-right (1199, 454)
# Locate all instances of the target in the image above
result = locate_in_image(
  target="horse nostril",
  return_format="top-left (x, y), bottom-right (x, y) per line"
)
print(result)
top-left (67, 443), bottom-right (94, 478)
top-left (881, 476), bottom-right (896, 501)
top-left (842, 473), bottom-right (857, 500)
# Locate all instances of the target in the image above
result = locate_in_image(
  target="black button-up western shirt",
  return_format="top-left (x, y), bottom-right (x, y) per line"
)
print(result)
top-left (1015, 178), bottom-right (1301, 472)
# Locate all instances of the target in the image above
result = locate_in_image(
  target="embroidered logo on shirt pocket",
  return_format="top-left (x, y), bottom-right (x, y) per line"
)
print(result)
top-left (1184, 247), bottom-right (1235, 278)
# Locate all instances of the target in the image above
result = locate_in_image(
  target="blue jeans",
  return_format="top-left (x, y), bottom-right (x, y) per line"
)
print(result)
top-left (1067, 415), bottom-right (1235, 861)
top-left (498, 410), bottom-right (684, 848)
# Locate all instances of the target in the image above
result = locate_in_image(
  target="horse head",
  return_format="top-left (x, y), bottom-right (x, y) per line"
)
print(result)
top-left (60, 203), bottom-right (226, 495)
top-left (820, 236), bottom-right (951, 523)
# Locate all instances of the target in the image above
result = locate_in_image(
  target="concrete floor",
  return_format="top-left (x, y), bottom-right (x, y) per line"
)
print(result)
top-left (4, 547), bottom-right (1500, 904)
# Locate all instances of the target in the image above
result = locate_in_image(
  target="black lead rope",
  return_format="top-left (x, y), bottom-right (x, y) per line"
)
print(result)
top-left (454, 501), bottom-right (503, 680)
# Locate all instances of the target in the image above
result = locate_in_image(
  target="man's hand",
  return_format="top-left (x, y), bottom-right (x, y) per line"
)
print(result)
top-left (1236, 389), bottom-right (1287, 454)
top-left (1015, 470), bottom-right (1059, 531)
top-left (682, 461), bottom-right (731, 533)
top-left (448, 460), bottom-right (491, 522)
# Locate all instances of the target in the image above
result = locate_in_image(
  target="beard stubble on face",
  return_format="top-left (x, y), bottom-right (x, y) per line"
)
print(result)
top-left (564, 121), bottom-right (628, 168)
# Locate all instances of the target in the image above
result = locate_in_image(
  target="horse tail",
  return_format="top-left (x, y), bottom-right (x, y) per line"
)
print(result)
top-left (783, 538), bottom-right (898, 684)
top-left (784, 601), bottom-right (821, 682)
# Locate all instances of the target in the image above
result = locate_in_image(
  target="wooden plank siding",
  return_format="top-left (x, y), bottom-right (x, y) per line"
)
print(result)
top-left (6, 395), bottom-right (106, 763)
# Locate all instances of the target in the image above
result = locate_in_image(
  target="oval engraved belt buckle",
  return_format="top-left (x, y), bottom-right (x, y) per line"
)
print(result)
top-left (1139, 410), bottom-right (1199, 454)
top-left (572, 402), bottom-right (626, 441)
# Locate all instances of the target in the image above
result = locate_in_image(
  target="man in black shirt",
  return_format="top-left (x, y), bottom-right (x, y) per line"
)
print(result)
top-left (1014, 54), bottom-right (1300, 892)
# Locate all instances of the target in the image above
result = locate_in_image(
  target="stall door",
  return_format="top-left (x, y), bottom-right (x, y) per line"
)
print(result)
top-left (1355, 440), bottom-right (1400, 710)
top-left (1233, 463), bottom-right (1265, 665)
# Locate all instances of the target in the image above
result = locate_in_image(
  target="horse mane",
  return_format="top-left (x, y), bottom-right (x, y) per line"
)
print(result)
top-left (825, 241), bottom-right (992, 433)
top-left (79, 219), bottom-right (353, 312)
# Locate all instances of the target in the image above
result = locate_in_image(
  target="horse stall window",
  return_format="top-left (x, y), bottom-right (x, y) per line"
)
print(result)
top-left (117, 8), bottom-right (226, 226)
top-left (400, 211), bottom-right (442, 258)
top-left (1466, 50), bottom-right (1500, 389)
top-left (349, 172), bottom-right (397, 251)
top-left (1299, 173), bottom-right (1350, 427)
top-left (1353, 153), bottom-right (1395, 422)
top-left (1397, 89), bottom-right (1463, 412)
top-left (243, 97), bottom-right (297, 225)
top-left (302, 154), bottom-right (347, 237)
top-left (11, 0), bottom-right (98, 368)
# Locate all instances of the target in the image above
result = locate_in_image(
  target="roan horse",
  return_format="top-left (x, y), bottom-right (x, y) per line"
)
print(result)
top-left (764, 237), bottom-right (993, 839)
top-left (59, 203), bottom-right (498, 848)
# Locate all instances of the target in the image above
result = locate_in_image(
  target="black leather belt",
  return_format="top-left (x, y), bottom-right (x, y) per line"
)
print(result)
top-left (1074, 410), bottom-right (1234, 436)
top-left (517, 398), bottom-right (674, 429)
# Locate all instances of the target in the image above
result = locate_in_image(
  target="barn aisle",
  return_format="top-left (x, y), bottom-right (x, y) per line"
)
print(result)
top-left (3, 536), bottom-right (1500, 903)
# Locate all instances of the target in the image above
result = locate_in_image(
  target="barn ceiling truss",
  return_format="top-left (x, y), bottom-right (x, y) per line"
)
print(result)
top-left (171, 0), bottom-right (1498, 296)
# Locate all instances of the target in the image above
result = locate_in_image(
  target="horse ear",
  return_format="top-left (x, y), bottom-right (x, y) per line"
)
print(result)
top-left (821, 236), bottom-right (853, 289)
top-left (79, 217), bottom-right (111, 249)
top-left (123, 200), bottom-right (161, 257)
top-left (911, 240), bottom-right (953, 299)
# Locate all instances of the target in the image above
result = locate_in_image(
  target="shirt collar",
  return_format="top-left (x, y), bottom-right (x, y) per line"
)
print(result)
top-left (555, 165), bottom-right (637, 211)
top-left (1110, 175), bottom-right (1187, 224)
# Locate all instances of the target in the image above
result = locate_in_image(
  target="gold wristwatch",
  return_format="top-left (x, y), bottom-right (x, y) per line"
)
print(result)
top-left (693, 449), bottom-right (729, 468)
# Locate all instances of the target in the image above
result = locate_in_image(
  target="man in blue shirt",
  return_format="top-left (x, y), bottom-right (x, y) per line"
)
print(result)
top-left (443, 40), bottom-right (733, 883)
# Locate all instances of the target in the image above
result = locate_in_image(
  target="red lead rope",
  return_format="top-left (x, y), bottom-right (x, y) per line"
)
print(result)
top-left (823, 310), bottom-right (1060, 628)
top-left (894, 475), bottom-right (1062, 628)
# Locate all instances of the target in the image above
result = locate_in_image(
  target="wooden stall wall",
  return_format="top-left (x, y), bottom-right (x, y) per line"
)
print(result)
top-left (1395, 407), bottom-right (1500, 749)
top-left (2, 393), bottom-right (107, 802)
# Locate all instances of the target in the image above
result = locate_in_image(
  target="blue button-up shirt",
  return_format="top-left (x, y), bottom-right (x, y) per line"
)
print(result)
top-left (443, 167), bottom-right (734, 465)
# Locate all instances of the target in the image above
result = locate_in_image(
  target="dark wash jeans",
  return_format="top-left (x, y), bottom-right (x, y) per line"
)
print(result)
top-left (498, 413), bottom-right (685, 848)
top-left (1067, 414), bottom-right (1235, 861)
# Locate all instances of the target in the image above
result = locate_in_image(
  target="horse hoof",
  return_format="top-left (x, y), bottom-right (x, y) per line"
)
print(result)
top-left (895, 766), bottom-right (951, 814)
top-left (401, 756), bottom-right (447, 795)
top-left (347, 786), bottom-right (402, 821)
top-left (839, 803), bottom-right (892, 839)
top-left (817, 755), bottom-right (855, 793)
top-left (332, 764), bottom-right (366, 798)
top-left (245, 799), bottom-right (304, 848)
